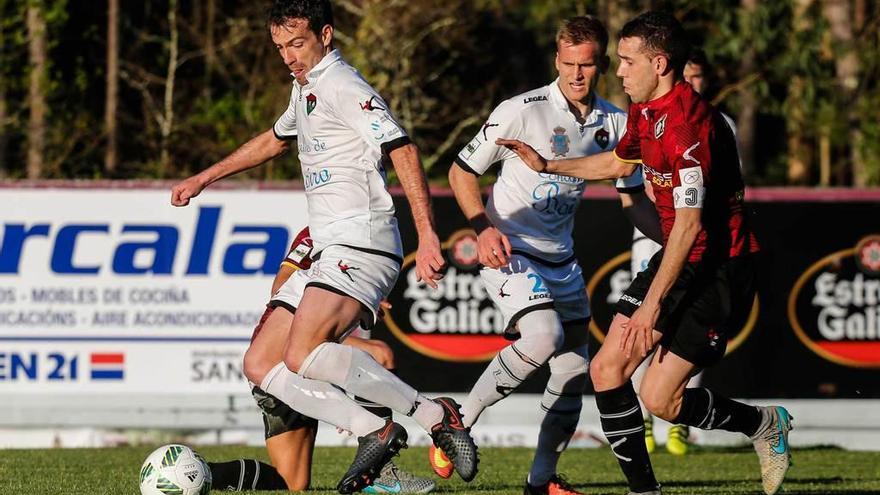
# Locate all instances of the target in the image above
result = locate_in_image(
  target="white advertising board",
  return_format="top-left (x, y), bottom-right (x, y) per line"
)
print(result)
top-left (0, 188), bottom-right (308, 394)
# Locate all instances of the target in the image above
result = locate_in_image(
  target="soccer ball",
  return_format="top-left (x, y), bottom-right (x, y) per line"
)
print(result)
top-left (139, 444), bottom-right (212, 495)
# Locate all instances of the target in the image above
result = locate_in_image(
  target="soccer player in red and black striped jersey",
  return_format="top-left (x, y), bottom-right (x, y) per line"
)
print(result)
top-left (498, 11), bottom-right (792, 495)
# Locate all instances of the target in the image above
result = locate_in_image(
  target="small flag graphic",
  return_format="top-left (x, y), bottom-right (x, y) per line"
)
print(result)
top-left (90, 353), bottom-right (125, 380)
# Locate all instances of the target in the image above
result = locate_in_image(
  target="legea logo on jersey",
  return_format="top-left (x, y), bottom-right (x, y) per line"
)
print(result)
top-left (585, 251), bottom-right (758, 354)
top-left (788, 235), bottom-right (880, 368)
top-left (0, 206), bottom-right (289, 276)
top-left (384, 230), bottom-right (507, 362)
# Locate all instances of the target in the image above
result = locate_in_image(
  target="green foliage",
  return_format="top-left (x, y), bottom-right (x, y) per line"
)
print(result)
top-left (0, 0), bottom-right (877, 184)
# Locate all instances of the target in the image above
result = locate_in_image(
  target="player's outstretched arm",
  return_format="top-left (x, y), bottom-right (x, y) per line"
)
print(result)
top-left (388, 143), bottom-right (446, 288)
top-left (495, 138), bottom-right (636, 180)
top-left (448, 163), bottom-right (511, 268)
top-left (170, 129), bottom-right (290, 206)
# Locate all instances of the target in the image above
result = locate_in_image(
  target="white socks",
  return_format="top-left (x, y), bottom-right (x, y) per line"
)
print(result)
top-left (300, 342), bottom-right (443, 430)
top-left (260, 362), bottom-right (384, 436)
top-left (461, 309), bottom-right (564, 427)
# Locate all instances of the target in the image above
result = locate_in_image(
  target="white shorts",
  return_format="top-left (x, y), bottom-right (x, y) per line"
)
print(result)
top-left (270, 245), bottom-right (400, 330)
top-left (480, 253), bottom-right (590, 333)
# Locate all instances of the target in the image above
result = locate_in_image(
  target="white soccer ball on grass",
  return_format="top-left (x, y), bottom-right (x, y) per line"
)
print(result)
top-left (139, 444), bottom-right (212, 495)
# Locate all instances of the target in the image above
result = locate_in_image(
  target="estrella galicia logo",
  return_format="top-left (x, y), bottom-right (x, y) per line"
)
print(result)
top-left (550, 126), bottom-right (570, 157)
top-left (306, 93), bottom-right (317, 115)
top-left (595, 128), bottom-right (610, 149)
top-left (789, 235), bottom-right (880, 368)
top-left (384, 230), bottom-right (506, 362)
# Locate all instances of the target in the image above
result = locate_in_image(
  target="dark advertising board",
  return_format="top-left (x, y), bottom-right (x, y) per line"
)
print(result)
top-left (379, 188), bottom-right (880, 398)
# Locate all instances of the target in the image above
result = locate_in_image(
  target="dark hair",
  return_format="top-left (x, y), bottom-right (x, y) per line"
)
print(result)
top-left (266, 0), bottom-right (334, 39)
top-left (557, 16), bottom-right (609, 54)
top-left (619, 11), bottom-right (690, 75)
top-left (687, 48), bottom-right (711, 72)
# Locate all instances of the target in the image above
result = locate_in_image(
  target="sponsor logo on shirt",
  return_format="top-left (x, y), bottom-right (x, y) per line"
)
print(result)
top-left (523, 95), bottom-right (548, 104)
top-left (303, 167), bottom-right (332, 190)
top-left (463, 136), bottom-right (482, 159)
top-left (682, 141), bottom-right (701, 164)
top-left (550, 126), bottom-right (570, 157)
top-left (643, 164), bottom-right (673, 188)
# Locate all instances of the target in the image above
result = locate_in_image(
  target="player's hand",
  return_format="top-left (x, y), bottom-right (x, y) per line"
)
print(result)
top-left (170, 175), bottom-right (207, 207)
top-left (620, 302), bottom-right (659, 359)
top-left (477, 226), bottom-right (512, 269)
top-left (416, 231), bottom-right (446, 289)
top-left (495, 138), bottom-right (547, 173)
top-left (377, 300), bottom-right (392, 319)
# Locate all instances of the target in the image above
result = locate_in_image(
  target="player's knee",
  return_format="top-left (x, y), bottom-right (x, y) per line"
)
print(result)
top-left (283, 348), bottom-right (307, 374)
top-left (640, 388), bottom-right (678, 422)
top-left (516, 310), bottom-right (565, 363)
top-left (242, 348), bottom-right (271, 385)
top-left (589, 352), bottom-right (623, 391)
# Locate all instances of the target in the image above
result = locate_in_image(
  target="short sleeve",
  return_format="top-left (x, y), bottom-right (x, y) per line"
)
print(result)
top-left (613, 104), bottom-right (642, 164)
top-left (454, 99), bottom-right (523, 176)
top-left (333, 78), bottom-right (410, 155)
top-left (669, 124), bottom-right (711, 209)
top-left (273, 86), bottom-right (298, 140)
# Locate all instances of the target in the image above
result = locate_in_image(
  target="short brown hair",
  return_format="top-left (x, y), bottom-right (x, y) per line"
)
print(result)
top-left (619, 11), bottom-right (690, 75)
top-left (556, 16), bottom-right (609, 54)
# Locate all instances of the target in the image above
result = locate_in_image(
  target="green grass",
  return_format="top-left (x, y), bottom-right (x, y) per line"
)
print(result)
top-left (1, 445), bottom-right (879, 494)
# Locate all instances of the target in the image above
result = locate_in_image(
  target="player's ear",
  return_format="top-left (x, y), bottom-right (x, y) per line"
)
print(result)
top-left (554, 52), bottom-right (561, 72)
top-left (653, 54), bottom-right (669, 75)
top-left (321, 24), bottom-right (334, 49)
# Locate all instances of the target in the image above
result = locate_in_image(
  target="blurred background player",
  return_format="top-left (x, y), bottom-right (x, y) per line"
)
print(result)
top-left (446, 16), bottom-right (657, 495)
top-left (208, 227), bottom-right (435, 493)
top-left (630, 47), bottom-right (743, 456)
top-left (170, 1), bottom-right (478, 492)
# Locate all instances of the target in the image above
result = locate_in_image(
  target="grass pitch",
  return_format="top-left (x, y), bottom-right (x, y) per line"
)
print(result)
top-left (1, 445), bottom-right (878, 494)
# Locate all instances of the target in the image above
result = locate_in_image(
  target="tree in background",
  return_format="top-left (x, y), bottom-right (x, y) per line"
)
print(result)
top-left (0, 0), bottom-right (877, 186)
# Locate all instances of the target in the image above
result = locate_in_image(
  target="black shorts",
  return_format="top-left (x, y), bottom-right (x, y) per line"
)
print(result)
top-left (615, 250), bottom-right (757, 368)
top-left (251, 386), bottom-right (318, 439)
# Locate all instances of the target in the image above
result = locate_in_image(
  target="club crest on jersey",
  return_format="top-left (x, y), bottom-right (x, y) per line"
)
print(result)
top-left (550, 126), bottom-right (570, 157)
top-left (654, 114), bottom-right (667, 139)
top-left (306, 94), bottom-right (317, 115)
top-left (595, 128), bottom-right (610, 149)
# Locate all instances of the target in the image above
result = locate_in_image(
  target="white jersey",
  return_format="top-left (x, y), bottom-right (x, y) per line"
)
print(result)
top-left (456, 80), bottom-right (643, 263)
top-left (273, 49), bottom-right (408, 259)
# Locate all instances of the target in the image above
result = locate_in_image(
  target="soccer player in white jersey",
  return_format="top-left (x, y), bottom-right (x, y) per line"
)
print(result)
top-left (444, 17), bottom-right (658, 495)
top-left (170, 1), bottom-right (478, 493)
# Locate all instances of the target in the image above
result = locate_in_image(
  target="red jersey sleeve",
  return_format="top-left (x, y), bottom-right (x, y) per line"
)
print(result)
top-left (612, 104), bottom-right (643, 163)
top-left (668, 123), bottom-right (711, 209)
top-left (282, 227), bottom-right (313, 270)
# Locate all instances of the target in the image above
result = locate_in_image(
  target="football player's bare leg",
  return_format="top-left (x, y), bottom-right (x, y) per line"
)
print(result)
top-left (267, 427), bottom-right (318, 490)
top-left (242, 307), bottom-right (293, 386)
top-left (280, 287), bottom-right (443, 431)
